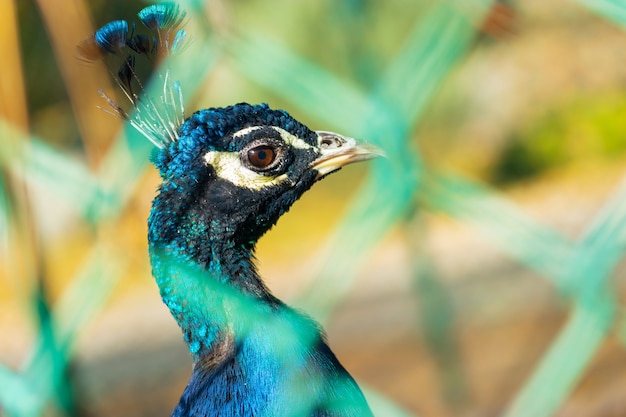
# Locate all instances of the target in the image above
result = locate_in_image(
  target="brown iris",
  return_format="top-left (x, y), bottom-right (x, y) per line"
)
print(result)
top-left (247, 145), bottom-right (276, 169)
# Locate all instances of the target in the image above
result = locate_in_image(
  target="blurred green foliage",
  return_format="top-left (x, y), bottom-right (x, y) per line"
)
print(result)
top-left (495, 93), bottom-right (626, 183)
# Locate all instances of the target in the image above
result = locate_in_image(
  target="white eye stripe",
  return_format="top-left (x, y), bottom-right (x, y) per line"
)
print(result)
top-left (204, 126), bottom-right (317, 190)
top-left (277, 129), bottom-right (315, 150)
top-left (204, 151), bottom-right (290, 190)
top-left (202, 126), bottom-right (316, 190)
top-left (232, 126), bottom-right (315, 150)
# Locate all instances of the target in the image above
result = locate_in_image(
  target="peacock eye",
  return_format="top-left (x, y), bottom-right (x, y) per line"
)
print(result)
top-left (247, 145), bottom-right (277, 169)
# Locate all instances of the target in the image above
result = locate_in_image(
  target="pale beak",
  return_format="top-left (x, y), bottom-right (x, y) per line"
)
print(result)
top-left (310, 131), bottom-right (384, 179)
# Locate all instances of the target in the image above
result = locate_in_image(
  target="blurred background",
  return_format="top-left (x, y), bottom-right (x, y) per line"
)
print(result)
top-left (2, 0), bottom-right (626, 416)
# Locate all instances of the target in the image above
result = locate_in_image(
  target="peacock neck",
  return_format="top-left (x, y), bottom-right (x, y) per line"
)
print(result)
top-left (147, 175), bottom-right (286, 361)
top-left (148, 234), bottom-right (279, 360)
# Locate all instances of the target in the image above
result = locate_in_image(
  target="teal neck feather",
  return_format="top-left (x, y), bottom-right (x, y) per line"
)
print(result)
top-left (148, 240), bottom-right (280, 360)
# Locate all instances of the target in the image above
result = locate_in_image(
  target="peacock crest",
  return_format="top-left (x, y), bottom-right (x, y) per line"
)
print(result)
top-left (78, 2), bottom-right (188, 148)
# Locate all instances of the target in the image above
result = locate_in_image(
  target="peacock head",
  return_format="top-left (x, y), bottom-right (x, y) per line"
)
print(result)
top-left (148, 103), bottom-right (381, 259)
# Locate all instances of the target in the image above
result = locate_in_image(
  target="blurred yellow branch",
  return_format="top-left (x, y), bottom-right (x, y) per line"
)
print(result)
top-left (0, 0), bottom-right (28, 131)
top-left (0, 0), bottom-right (37, 301)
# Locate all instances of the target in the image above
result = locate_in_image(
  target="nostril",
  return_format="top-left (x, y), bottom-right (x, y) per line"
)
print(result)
top-left (321, 137), bottom-right (341, 148)
top-left (319, 133), bottom-right (345, 149)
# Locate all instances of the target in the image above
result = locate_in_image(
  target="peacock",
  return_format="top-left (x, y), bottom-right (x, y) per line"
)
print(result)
top-left (81, 3), bottom-right (380, 416)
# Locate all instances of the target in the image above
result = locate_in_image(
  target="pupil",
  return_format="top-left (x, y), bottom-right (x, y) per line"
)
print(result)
top-left (257, 150), bottom-right (267, 160)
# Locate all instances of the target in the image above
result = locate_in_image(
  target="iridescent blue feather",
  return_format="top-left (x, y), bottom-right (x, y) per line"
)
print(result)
top-left (138, 3), bottom-right (186, 30)
top-left (94, 20), bottom-right (129, 54)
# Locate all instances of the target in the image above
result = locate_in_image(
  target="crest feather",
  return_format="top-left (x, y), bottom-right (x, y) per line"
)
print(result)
top-left (78, 2), bottom-right (189, 148)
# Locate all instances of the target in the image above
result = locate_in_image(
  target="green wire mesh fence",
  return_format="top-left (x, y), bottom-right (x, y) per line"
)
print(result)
top-left (1, 0), bottom-right (626, 416)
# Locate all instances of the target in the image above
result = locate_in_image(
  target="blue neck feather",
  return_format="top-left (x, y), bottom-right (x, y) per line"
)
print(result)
top-left (148, 214), bottom-right (278, 359)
